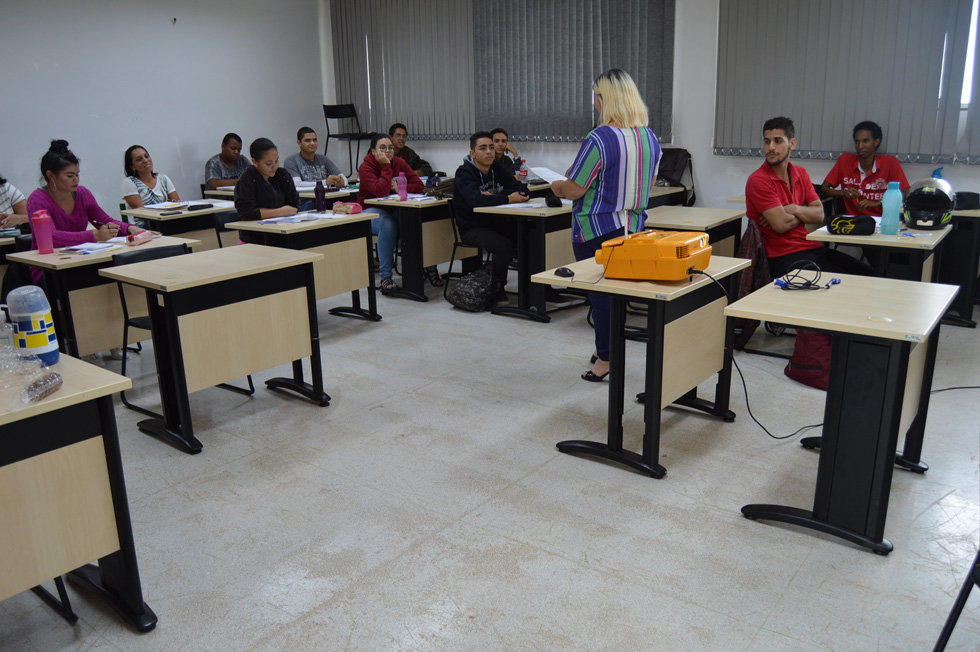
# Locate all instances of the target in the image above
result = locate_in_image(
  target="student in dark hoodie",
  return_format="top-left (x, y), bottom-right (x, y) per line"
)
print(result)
top-left (451, 131), bottom-right (528, 301)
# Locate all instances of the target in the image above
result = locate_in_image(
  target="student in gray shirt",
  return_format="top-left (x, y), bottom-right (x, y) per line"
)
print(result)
top-left (205, 132), bottom-right (251, 189)
top-left (283, 127), bottom-right (347, 187)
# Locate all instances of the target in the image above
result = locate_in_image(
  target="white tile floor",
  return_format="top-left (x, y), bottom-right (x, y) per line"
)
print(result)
top-left (1, 277), bottom-right (978, 651)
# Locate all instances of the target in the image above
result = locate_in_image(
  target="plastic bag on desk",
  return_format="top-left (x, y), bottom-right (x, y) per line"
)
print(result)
top-left (0, 348), bottom-right (46, 389)
top-left (15, 370), bottom-right (63, 405)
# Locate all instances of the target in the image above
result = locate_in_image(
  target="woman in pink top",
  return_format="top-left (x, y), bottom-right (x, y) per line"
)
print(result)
top-left (25, 140), bottom-right (149, 258)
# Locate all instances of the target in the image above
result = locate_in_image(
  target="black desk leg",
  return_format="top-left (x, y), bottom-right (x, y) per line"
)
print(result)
top-left (557, 296), bottom-right (666, 477)
top-left (43, 269), bottom-right (79, 357)
top-left (391, 207), bottom-right (428, 302)
top-left (744, 335), bottom-right (906, 554)
top-left (266, 264), bottom-right (331, 406)
top-left (492, 216), bottom-right (550, 322)
top-left (68, 396), bottom-right (157, 632)
top-left (329, 222), bottom-right (383, 321)
top-left (136, 290), bottom-right (203, 454)
top-left (895, 325), bottom-right (941, 473)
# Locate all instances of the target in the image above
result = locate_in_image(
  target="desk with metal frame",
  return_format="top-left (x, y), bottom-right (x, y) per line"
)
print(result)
top-left (6, 236), bottom-right (200, 358)
top-left (643, 205), bottom-right (746, 257)
top-left (122, 201), bottom-right (241, 250)
top-left (225, 212), bottom-right (381, 322)
top-left (0, 355), bottom-right (156, 631)
top-left (532, 256), bottom-right (750, 478)
top-left (807, 225), bottom-right (951, 283)
top-left (939, 208), bottom-right (980, 327)
top-left (100, 245), bottom-right (329, 454)
top-left (725, 274), bottom-right (957, 554)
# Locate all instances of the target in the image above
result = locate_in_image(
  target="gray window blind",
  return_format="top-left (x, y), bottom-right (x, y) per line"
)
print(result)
top-left (473, 0), bottom-right (674, 142)
top-left (330, 0), bottom-right (475, 140)
top-left (714, 0), bottom-right (976, 163)
top-left (330, 0), bottom-right (674, 142)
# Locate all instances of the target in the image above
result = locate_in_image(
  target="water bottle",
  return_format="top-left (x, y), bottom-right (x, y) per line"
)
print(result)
top-left (881, 181), bottom-right (901, 236)
top-left (30, 209), bottom-right (55, 254)
top-left (7, 286), bottom-right (59, 365)
top-left (396, 172), bottom-right (408, 201)
top-left (518, 159), bottom-right (529, 182)
top-left (314, 179), bottom-right (326, 212)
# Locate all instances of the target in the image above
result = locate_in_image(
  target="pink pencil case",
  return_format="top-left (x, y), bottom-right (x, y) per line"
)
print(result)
top-left (332, 202), bottom-right (362, 215)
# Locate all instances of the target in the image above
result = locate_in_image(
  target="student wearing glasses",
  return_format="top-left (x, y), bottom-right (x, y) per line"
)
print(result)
top-left (388, 123), bottom-right (433, 178)
top-left (356, 133), bottom-right (427, 294)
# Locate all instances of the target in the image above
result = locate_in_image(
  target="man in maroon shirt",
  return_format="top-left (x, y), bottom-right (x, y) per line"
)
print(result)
top-left (745, 117), bottom-right (871, 278)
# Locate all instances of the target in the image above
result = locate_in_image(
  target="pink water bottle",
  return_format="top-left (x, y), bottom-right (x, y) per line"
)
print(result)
top-left (396, 172), bottom-right (408, 201)
top-left (30, 209), bottom-right (55, 254)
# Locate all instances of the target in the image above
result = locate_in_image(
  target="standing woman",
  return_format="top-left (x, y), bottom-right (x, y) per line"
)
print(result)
top-left (234, 138), bottom-right (300, 221)
top-left (26, 140), bottom-right (149, 282)
top-left (121, 145), bottom-right (180, 208)
top-left (551, 69), bottom-right (662, 381)
top-left (356, 133), bottom-right (426, 295)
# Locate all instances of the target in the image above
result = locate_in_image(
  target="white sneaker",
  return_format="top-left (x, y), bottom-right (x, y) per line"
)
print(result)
top-left (108, 347), bottom-right (126, 360)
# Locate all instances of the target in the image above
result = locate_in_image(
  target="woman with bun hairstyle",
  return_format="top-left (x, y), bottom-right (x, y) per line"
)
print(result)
top-left (233, 137), bottom-right (300, 221)
top-left (356, 132), bottom-right (425, 295)
top-left (25, 140), bottom-right (150, 283)
top-left (121, 145), bottom-right (180, 208)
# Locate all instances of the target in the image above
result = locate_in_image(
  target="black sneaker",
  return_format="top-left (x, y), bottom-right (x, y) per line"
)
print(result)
top-left (546, 288), bottom-right (567, 303)
top-left (495, 289), bottom-right (510, 305)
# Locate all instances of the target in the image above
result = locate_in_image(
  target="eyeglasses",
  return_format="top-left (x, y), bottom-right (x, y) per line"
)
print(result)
top-left (377, 146), bottom-right (395, 152)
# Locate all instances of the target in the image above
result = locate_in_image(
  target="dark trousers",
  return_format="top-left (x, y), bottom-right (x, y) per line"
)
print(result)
top-left (461, 222), bottom-right (519, 286)
top-left (768, 246), bottom-right (873, 279)
top-left (572, 230), bottom-right (627, 362)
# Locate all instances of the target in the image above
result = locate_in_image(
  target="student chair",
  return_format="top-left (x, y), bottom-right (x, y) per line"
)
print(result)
top-left (443, 201), bottom-right (486, 300)
top-left (111, 244), bottom-right (255, 418)
top-left (322, 104), bottom-right (373, 176)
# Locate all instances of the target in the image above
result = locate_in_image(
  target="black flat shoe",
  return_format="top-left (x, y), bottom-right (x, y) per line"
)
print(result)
top-left (581, 370), bottom-right (610, 382)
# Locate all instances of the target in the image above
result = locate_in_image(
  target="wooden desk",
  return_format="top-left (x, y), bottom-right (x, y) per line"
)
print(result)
top-left (939, 209), bottom-right (980, 327)
top-left (727, 194), bottom-right (746, 204)
top-left (725, 275), bottom-right (958, 553)
top-left (0, 235), bottom-right (15, 286)
top-left (100, 245), bottom-right (329, 454)
top-left (0, 355), bottom-right (156, 631)
top-left (644, 205), bottom-right (746, 257)
top-left (808, 225), bottom-right (951, 282)
top-left (532, 256), bottom-right (750, 477)
top-left (364, 196), bottom-right (476, 302)
top-left (122, 201), bottom-right (239, 250)
top-left (225, 213), bottom-right (381, 321)
top-left (205, 187), bottom-right (355, 201)
top-left (474, 199), bottom-right (577, 322)
top-left (7, 236), bottom-right (200, 357)
top-left (647, 184), bottom-right (690, 208)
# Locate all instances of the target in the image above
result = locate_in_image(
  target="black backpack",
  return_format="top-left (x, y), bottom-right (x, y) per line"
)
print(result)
top-left (445, 262), bottom-right (496, 311)
top-left (657, 148), bottom-right (696, 207)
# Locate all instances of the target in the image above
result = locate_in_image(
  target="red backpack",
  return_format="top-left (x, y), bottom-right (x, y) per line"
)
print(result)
top-left (784, 330), bottom-right (832, 390)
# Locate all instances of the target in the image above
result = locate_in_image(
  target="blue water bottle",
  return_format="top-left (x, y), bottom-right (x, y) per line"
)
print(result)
top-left (7, 286), bottom-right (59, 365)
top-left (880, 181), bottom-right (902, 236)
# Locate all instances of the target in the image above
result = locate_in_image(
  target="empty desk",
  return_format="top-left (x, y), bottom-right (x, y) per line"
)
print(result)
top-left (644, 205), bottom-right (746, 257)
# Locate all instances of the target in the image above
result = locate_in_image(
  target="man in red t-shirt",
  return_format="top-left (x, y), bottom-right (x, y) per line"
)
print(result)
top-left (746, 117), bottom-right (871, 278)
top-left (821, 121), bottom-right (910, 216)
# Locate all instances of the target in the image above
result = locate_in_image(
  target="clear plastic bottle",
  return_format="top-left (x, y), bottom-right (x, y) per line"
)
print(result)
top-left (880, 181), bottom-right (901, 236)
top-left (396, 172), bottom-right (408, 201)
top-left (518, 159), bottom-right (529, 182)
top-left (7, 286), bottom-right (59, 365)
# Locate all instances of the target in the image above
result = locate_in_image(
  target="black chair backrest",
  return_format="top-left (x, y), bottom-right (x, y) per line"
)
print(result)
top-left (112, 243), bottom-right (189, 267)
top-left (446, 200), bottom-right (462, 242)
top-left (658, 147), bottom-right (696, 207)
top-left (14, 234), bottom-right (33, 252)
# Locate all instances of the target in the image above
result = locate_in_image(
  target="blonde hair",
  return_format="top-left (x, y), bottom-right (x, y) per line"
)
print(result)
top-left (593, 69), bottom-right (649, 128)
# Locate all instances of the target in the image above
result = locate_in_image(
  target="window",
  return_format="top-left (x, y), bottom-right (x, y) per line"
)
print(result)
top-left (330, 0), bottom-right (675, 142)
top-left (713, 0), bottom-right (979, 164)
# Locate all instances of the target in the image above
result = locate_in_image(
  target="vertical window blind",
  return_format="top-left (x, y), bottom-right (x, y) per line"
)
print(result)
top-left (714, 0), bottom-right (979, 164)
top-left (330, 0), bottom-right (674, 142)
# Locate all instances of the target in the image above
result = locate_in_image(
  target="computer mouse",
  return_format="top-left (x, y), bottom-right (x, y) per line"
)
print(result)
top-left (555, 267), bottom-right (574, 278)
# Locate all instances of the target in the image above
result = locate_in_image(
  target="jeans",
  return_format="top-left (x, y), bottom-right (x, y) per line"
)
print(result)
top-left (367, 207), bottom-right (400, 280)
top-left (572, 230), bottom-right (626, 362)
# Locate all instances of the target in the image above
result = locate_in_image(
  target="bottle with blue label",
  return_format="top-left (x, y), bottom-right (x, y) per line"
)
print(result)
top-left (880, 181), bottom-right (902, 236)
top-left (7, 286), bottom-right (59, 365)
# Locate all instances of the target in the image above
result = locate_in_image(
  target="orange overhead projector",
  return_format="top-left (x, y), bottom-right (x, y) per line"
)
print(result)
top-left (595, 230), bottom-right (712, 281)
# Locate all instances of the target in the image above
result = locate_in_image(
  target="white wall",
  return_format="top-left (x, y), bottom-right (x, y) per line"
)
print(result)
top-left (1, 0), bottom-right (323, 213)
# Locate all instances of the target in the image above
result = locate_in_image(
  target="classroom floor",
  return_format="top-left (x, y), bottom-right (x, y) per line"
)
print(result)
top-left (1, 275), bottom-right (978, 652)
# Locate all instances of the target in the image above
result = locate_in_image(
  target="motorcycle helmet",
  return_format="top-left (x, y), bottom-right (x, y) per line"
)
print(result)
top-left (902, 178), bottom-right (954, 230)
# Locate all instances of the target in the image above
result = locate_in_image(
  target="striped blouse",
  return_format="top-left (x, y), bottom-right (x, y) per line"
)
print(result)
top-left (566, 125), bottom-right (662, 242)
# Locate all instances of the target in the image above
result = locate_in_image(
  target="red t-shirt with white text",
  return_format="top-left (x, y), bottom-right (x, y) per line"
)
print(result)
top-left (823, 153), bottom-right (909, 216)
